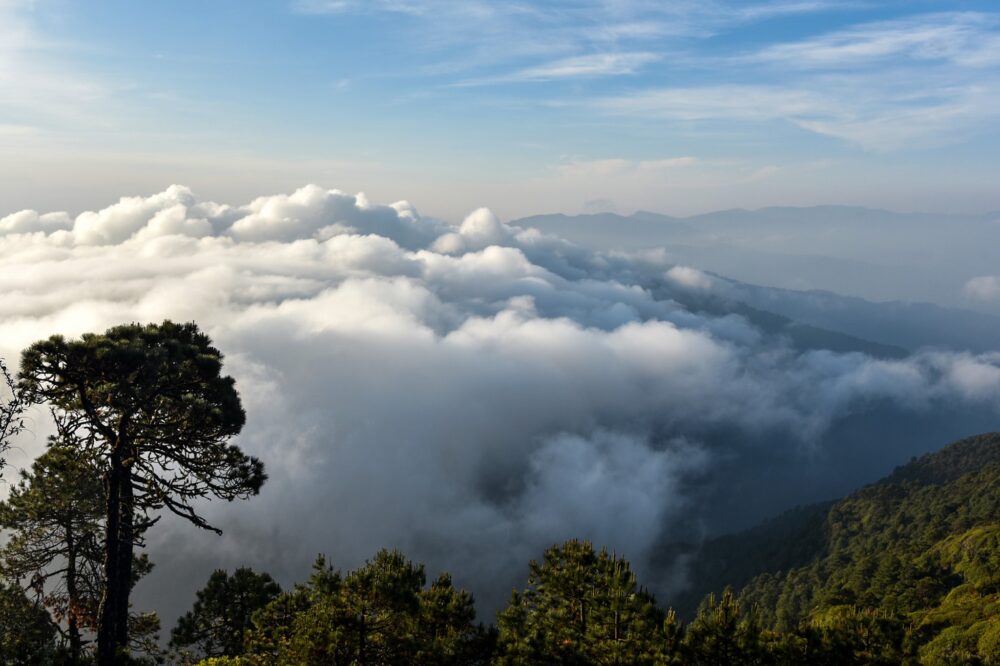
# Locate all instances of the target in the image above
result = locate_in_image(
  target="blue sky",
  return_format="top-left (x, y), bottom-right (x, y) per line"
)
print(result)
top-left (2, 0), bottom-right (999, 219)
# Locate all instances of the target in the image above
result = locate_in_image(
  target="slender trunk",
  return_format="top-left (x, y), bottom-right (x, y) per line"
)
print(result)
top-left (114, 463), bottom-right (134, 651)
top-left (97, 451), bottom-right (124, 665)
top-left (66, 524), bottom-right (81, 663)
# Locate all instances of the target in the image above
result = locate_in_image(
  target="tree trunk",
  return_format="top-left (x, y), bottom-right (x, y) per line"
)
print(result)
top-left (114, 462), bottom-right (135, 651)
top-left (97, 451), bottom-right (124, 665)
top-left (66, 524), bottom-right (81, 663)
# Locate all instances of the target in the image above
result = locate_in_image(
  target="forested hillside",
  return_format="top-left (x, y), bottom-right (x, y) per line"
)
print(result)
top-left (679, 432), bottom-right (1000, 664)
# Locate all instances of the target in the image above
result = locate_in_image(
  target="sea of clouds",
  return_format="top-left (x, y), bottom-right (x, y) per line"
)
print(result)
top-left (1, 184), bottom-right (999, 620)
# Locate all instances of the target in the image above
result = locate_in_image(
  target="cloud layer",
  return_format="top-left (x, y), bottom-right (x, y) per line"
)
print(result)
top-left (1, 185), bottom-right (999, 621)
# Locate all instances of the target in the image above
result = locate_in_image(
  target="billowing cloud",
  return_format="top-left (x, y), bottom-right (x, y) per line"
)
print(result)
top-left (1, 185), bottom-right (998, 622)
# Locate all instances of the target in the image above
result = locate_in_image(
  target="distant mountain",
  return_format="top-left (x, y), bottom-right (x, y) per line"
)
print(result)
top-left (717, 280), bottom-right (1000, 354)
top-left (514, 207), bottom-right (1000, 313)
top-left (647, 278), bottom-right (909, 358)
top-left (665, 432), bottom-right (1000, 662)
top-left (514, 207), bottom-right (1000, 353)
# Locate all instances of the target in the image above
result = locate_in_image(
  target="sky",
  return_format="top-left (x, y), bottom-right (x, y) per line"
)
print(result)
top-left (2, 0), bottom-right (1000, 220)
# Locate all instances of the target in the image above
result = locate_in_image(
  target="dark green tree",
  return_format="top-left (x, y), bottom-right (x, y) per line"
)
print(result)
top-left (243, 551), bottom-right (491, 665)
top-left (285, 549), bottom-right (427, 664)
top-left (0, 357), bottom-right (24, 476)
top-left (243, 556), bottom-right (338, 661)
top-left (171, 567), bottom-right (282, 659)
top-left (804, 605), bottom-right (906, 665)
top-left (682, 589), bottom-right (766, 666)
top-left (414, 573), bottom-right (496, 665)
top-left (496, 540), bottom-right (665, 665)
top-left (0, 440), bottom-right (105, 662)
top-left (18, 320), bottom-right (266, 663)
top-left (0, 580), bottom-right (58, 665)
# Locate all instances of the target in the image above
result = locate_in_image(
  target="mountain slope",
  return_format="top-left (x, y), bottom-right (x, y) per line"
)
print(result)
top-left (669, 432), bottom-right (1000, 663)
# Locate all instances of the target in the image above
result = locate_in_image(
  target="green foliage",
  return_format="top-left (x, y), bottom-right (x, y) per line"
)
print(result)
top-left (18, 320), bottom-right (266, 661)
top-left (171, 567), bottom-right (282, 659)
top-left (683, 589), bottom-right (767, 665)
top-left (495, 539), bottom-right (665, 665)
top-left (0, 356), bottom-right (25, 477)
top-left (241, 551), bottom-right (492, 665)
top-left (664, 501), bottom-right (833, 618)
top-left (0, 581), bottom-right (58, 664)
top-left (0, 440), bottom-right (105, 655)
top-left (196, 659), bottom-right (251, 666)
top-left (18, 320), bottom-right (265, 532)
top-left (0, 438), bottom-right (160, 662)
top-left (680, 432), bottom-right (1000, 664)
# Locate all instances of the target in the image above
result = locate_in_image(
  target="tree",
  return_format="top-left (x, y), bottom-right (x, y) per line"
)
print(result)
top-left (243, 556), bottom-right (337, 661)
top-left (19, 320), bottom-right (266, 663)
top-left (682, 589), bottom-right (766, 666)
top-left (171, 567), bottom-right (282, 659)
top-left (284, 549), bottom-right (427, 664)
top-left (414, 573), bottom-right (496, 665)
top-left (495, 540), bottom-right (665, 665)
top-left (0, 580), bottom-right (58, 665)
top-left (0, 440), bottom-right (105, 661)
top-left (242, 551), bottom-right (492, 665)
top-left (0, 356), bottom-right (25, 476)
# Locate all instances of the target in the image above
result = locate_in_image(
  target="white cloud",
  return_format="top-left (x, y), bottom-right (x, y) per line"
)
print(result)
top-left (594, 77), bottom-right (1000, 150)
top-left (747, 12), bottom-right (1000, 69)
top-left (964, 276), bottom-right (1000, 302)
top-left (457, 51), bottom-right (661, 85)
top-left (1, 184), bottom-right (998, 621)
top-left (666, 265), bottom-right (713, 290)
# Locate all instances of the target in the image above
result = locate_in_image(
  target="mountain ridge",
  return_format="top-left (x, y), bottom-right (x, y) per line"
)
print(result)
top-left (666, 431), bottom-right (1000, 662)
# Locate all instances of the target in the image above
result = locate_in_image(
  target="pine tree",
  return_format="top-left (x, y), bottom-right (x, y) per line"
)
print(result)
top-left (19, 321), bottom-right (266, 663)
top-left (0, 581), bottom-right (58, 664)
top-left (171, 567), bottom-right (282, 659)
top-left (496, 540), bottom-right (665, 665)
top-left (683, 589), bottom-right (766, 666)
top-left (0, 440), bottom-right (104, 661)
top-left (0, 357), bottom-right (24, 477)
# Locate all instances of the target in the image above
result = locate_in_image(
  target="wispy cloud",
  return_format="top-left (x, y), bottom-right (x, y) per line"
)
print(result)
top-left (733, 1), bottom-right (870, 21)
top-left (0, 1), bottom-right (112, 130)
top-left (456, 52), bottom-right (660, 86)
top-left (514, 51), bottom-right (661, 80)
top-left (593, 46), bottom-right (1000, 151)
top-left (747, 12), bottom-right (1000, 68)
top-left (291, 0), bottom-right (429, 15)
top-left (595, 85), bottom-right (825, 122)
top-left (288, 0), bottom-right (865, 84)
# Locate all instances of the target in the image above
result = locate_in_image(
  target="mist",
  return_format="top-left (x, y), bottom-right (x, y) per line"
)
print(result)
top-left (1, 185), bottom-right (998, 625)
top-left (519, 208), bottom-right (1000, 315)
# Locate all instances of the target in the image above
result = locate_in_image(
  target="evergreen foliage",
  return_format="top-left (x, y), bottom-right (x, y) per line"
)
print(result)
top-left (0, 440), bottom-right (105, 661)
top-left (727, 433), bottom-right (1000, 662)
top-left (0, 581), bottom-right (58, 664)
top-left (171, 568), bottom-right (282, 659)
top-left (238, 550), bottom-right (494, 665)
top-left (18, 320), bottom-right (266, 663)
top-left (0, 356), bottom-right (25, 476)
top-left (495, 540), bottom-right (664, 665)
